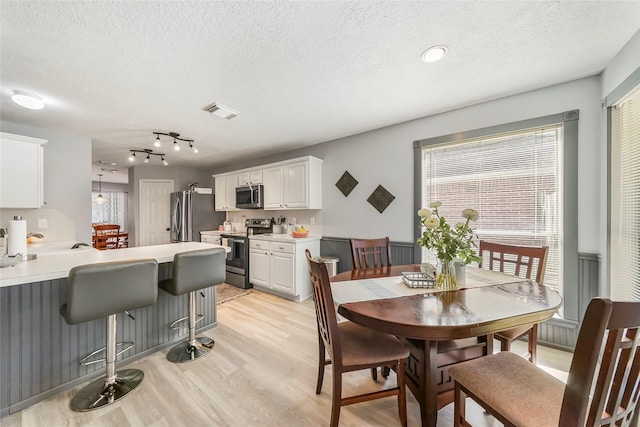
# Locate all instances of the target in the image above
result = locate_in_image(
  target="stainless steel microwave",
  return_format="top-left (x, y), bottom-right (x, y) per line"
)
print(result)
top-left (235, 185), bottom-right (264, 209)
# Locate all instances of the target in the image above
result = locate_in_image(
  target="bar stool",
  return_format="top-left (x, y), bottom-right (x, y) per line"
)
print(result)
top-left (60, 259), bottom-right (158, 411)
top-left (159, 247), bottom-right (226, 362)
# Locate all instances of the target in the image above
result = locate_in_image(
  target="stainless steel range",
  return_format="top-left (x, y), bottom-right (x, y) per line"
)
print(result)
top-left (221, 218), bottom-right (272, 289)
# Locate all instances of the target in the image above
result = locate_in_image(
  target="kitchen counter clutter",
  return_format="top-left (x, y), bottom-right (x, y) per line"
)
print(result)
top-left (0, 242), bottom-right (229, 288)
top-left (248, 233), bottom-right (321, 243)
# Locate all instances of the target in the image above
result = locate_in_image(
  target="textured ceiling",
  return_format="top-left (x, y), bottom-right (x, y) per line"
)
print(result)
top-left (1, 1), bottom-right (639, 183)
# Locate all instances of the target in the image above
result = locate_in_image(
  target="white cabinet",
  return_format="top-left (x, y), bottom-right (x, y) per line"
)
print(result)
top-left (0, 132), bottom-right (47, 208)
top-left (248, 237), bottom-right (320, 301)
top-left (248, 240), bottom-right (270, 287)
top-left (213, 173), bottom-right (238, 211)
top-left (238, 169), bottom-right (263, 185)
top-left (263, 156), bottom-right (322, 210)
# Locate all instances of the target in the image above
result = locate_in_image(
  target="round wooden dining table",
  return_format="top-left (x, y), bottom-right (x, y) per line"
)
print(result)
top-left (330, 264), bottom-right (562, 427)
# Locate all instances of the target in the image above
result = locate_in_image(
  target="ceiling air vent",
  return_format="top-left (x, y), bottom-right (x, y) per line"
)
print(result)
top-left (202, 102), bottom-right (239, 120)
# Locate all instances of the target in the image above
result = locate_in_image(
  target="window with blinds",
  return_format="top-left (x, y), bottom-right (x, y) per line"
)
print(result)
top-left (92, 191), bottom-right (127, 230)
top-left (421, 125), bottom-right (563, 294)
top-left (610, 84), bottom-right (640, 302)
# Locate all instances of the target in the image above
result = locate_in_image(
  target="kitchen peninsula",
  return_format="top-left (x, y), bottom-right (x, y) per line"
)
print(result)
top-left (0, 242), bottom-right (228, 416)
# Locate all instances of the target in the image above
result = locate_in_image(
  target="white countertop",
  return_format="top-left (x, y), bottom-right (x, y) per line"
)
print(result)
top-left (248, 233), bottom-right (322, 243)
top-left (0, 242), bottom-right (230, 288)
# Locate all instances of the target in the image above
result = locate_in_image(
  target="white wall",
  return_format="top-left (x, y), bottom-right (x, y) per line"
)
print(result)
top-left (0, 121), bottom-right (92, 242)
top-left (218, 76), bottom-right (603, 252)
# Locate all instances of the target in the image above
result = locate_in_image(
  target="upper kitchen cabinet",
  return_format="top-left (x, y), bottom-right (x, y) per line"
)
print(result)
top-left (0, 132), bottom-right (47, 208)
top-left (263, 156), bottom-right (322, 210)
top-left (213, 173), bottom-right (238, 211)
top-left (237, 169), bottom-right (263, 185)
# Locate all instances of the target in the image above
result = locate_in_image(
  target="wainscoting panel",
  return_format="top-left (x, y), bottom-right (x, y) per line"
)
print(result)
top-left (320, 236), bottom-right (415, 272)
top-left (0, 262), bottom-right (218, 416)
top-left (320, 237), bottom-right (601, 351)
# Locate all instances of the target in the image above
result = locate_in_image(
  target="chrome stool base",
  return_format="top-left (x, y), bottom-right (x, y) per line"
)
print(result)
top-left (70, 368), bottom-right (144, 411)
top-left (166, 337), bottom-right (214, 363)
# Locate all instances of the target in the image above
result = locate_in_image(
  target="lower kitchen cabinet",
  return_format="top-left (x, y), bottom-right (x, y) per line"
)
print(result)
top-left (248, 236), bottom-right (320, 301)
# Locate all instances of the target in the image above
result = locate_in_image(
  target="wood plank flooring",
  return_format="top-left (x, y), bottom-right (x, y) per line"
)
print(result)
top-left (0, 290), bottom-right (572, 427)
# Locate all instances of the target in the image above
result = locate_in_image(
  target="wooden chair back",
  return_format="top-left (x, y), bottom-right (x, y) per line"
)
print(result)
top-left (305, 249), bottom-right (341, 366)
top-left (478, 240), bottom-right (549, 284)
top-left (562, 298), bottom-right (640, 426)
top-left (350, 237), bottom-right (392, 269)
top-left (93, 224), bottom-right (120, 250)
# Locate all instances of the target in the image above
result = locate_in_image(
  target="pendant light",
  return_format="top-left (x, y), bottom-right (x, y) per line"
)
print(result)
top-left (94, 174), bottom-right (107, 204)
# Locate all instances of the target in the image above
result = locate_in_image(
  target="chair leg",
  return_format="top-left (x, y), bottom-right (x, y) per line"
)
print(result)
top-left (453, 382), bottom-right (467, 427)
top-left (499, 336), bottom-right (511, 352)
top-left (396, 360), bottom-right (407, 427)
top-left (528, 324), bottom-right (538, 364)
top-left (371, 367), bottom-right (378, 380)
top-left (316, 331), bottom-right (326, 394)
top-left (330, 369), bottom-right (342, 427)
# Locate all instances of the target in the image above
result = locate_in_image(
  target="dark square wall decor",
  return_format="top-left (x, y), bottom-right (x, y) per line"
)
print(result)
top-left (335, 171), bottom-right (359, 197)
top-left (367, 185), bottom-right (395, 213)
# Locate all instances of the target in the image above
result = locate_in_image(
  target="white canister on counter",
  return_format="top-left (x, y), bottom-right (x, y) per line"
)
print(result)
top-left (8, 216), bottom-right (27, 257)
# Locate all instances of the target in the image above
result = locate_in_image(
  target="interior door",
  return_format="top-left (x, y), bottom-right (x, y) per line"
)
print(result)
top-left (139, 179), bottom-right (174, 246)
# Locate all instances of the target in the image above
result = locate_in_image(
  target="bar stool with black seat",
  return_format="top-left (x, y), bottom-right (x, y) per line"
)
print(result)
top-left (159, 247), bottom-right (226, 362)
top-left (60, 259), bottom-right (159, 411)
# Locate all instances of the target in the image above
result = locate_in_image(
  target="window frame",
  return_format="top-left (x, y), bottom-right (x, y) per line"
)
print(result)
top-left (413, 110), bottom-right (580, 322)
top-left (605, 66), bottom-right (640, 301)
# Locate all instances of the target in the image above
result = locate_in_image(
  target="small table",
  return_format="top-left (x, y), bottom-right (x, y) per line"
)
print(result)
top-left (331, 265), bottom-right (562, 427)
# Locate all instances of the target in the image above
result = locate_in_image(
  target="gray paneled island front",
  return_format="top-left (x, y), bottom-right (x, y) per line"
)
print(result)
top-left (0, 242), bottom-right (228, 416)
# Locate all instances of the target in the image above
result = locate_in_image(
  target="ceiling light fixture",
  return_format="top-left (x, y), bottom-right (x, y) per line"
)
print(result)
top-left (202, 102), bottom-right (239, 120)
top-left (94, 174), bottom-right (107, 204)
top-left (11, 90), bottom-right (45, 110)
top-left (421, 45), bottom-right (448, 63)
top-left (129, 149), bottom-right (168, 166)
top-left (189, 142), bottom-right (198, 153)
top-left (153, 132), bottom-right (195, 153)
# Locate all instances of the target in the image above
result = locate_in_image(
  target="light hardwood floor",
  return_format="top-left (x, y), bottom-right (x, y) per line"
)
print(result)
top-left (1, 290), bottom-right (572, 426)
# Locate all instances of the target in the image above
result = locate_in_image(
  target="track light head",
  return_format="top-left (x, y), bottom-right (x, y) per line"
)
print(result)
top-left (128, 152), bottom-right (136, 162)
top-left (154, 134), bottom-right (161, 147)
top-left (189, 142), bottom-right (198, 153)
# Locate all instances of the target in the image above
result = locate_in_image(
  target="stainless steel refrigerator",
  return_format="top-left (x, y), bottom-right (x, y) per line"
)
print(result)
top-left (170, 191), bottom-right (226, 242)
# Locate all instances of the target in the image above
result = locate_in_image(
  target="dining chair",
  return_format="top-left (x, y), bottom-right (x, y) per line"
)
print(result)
top-left (449, 297), bottom-right (640, 427)
top-left (478, 240), bottom-right (549, 363)
top-left (350, 237), bottom-right (392, 269)
top-left (305, 249), bottom-right (409, 427)
top-left (93, 224), bottom-right (121, 250)
top-left (349, 237), bottom-right (394, 380)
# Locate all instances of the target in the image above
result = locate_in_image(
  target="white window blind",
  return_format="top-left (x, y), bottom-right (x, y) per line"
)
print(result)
top-left (610, 84), bottom-right (640, 301)
top-left (421, 125), bottom-right (563, 294)
top-left (92, 191), bottom-right (127, 230)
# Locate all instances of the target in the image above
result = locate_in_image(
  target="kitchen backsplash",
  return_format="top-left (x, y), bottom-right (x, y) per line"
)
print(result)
top-left (225, 209), bottom-right (323, 235)
top-left (0, 208), bottom-right (76, 242)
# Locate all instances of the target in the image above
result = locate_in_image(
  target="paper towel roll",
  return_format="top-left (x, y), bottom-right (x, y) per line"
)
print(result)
top-left (8, 218), bottom-right (27, 257)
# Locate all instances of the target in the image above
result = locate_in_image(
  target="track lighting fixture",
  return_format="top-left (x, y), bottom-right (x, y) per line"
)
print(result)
top-left (153, 132), bottom-right (196, 153)
top-left (129, 149), bottom-right (168, 166)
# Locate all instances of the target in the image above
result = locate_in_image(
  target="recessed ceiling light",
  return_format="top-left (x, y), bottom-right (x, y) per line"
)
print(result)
top-left (421, 46), bottom-right (448, 63)
top-left (11, 90), bottom-right (45, 109)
